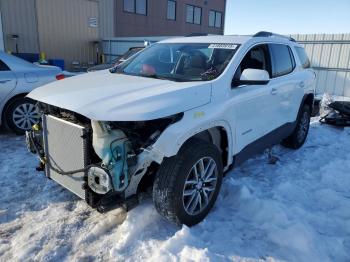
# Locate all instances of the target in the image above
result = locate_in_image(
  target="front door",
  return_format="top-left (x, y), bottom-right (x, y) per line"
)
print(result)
top-left (229, 44), bottom-right (277, 155)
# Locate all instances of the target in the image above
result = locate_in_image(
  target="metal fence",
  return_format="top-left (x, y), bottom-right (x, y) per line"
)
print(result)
top-left (291, 34), bottom-right (350, 98)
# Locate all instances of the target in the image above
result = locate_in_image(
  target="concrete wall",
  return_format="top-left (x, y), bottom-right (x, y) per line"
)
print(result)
top-left (293, 34), bottom-right (350, 98)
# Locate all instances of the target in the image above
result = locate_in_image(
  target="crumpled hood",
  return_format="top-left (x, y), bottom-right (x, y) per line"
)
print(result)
top-left (27, 70), bottom-right (212, 121)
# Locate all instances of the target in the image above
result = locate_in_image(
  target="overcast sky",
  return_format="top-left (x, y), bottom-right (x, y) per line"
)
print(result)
top-left (224, 0), bottom-right (350, 35)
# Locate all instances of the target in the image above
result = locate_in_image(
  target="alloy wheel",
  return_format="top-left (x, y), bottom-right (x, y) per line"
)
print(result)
top-left (182, 157), bottom-right (218, 216)
top-left (12, 103), bottom-right (40, 131)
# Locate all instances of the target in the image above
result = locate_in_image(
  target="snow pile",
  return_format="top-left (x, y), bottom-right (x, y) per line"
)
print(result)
top-left (0, 121), bottom-right (349, 261)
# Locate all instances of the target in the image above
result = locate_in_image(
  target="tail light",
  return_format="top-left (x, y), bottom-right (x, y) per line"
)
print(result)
top-left (55, 74), bottom-right (65, 80)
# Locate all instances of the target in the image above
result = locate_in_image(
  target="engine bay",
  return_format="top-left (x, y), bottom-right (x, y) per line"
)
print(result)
top-left (26, 102), bottom-right (183, 212)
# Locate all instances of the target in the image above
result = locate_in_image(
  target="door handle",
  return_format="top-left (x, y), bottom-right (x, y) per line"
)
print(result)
top-left (0, 79), bottom-right (11, 84)
top-left (271, 88), bottom-right (278, 95)
top-left (299, 82), bottom-right (305, 88)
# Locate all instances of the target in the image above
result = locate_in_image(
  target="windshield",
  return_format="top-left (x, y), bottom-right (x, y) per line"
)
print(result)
top-left (114, 43), bottom-right (239, 82)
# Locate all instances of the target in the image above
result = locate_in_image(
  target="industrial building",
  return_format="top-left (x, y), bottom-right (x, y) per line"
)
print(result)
top-left (0, 0), bottom-right (226, 70)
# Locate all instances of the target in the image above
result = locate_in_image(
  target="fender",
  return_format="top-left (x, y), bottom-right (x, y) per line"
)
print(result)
top-left (149, 112), bottom-right (234, 167)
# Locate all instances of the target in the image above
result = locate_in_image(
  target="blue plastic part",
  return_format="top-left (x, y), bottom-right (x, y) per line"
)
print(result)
top-left (109, 141), bottom-right (129, 192)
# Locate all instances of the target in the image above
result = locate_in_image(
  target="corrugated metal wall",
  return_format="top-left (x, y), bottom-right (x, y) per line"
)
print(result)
top-left (0, 0), bottom-right (100, 70)
top-left (98, 0), bottom-right (115, 38)
top-left (292, 34), bottom-right (350, 98)
top-left (0, 0), bottom-right (40, 53)
top-left (36, 0), bottom-right (99, 69)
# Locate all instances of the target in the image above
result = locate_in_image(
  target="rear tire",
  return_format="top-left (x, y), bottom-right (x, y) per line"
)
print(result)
top-left (152, 138), bottom-right (223, 226)
top-left (281, 104), bottom-right (311, 149)
top-left (5, 97), bottom-right (40, 135)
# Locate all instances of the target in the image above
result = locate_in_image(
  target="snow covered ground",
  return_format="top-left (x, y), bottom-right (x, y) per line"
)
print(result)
top-left (0, 119), bottom-right (349, 262)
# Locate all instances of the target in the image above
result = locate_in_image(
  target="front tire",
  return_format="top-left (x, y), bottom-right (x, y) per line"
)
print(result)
top-left (282, 104), bottom-right (311, 149)
top-left (5, 97), bottom-right (40, 135)
top-left (153, 138), bottom-right (223, 226)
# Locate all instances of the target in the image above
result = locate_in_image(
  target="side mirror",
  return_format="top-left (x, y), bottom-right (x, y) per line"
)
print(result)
top-left (232, 68), bottom-right (270, 87)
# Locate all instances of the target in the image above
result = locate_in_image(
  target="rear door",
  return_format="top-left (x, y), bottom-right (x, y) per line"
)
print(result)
top-left (268, 43), bottom-right (301, 126)
top-left (0, 59), bottom-right (16, 104)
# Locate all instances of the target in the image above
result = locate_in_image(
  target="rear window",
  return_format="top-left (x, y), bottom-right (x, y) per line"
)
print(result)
top-left (269, 44), bottom-right (295, 78)
top-left (295, 47), bottom-right (311, 68)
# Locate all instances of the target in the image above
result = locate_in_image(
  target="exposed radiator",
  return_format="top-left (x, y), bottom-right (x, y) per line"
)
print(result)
top-left (42, 115), bottom-right (88, 199)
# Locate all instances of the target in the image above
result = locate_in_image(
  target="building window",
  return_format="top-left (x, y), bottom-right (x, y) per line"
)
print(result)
top-left (186, 4), bottom-right (201, 25)
top-left (167, 0), bottom-right (176, 20)
top-left (123, 0), bottom-right (147, 15)
top-left (209, 10), bottom-right (222, 28)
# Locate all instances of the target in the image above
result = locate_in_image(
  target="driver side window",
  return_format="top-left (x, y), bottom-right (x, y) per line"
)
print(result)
top-left (233, 44), bottom-right (271, 81)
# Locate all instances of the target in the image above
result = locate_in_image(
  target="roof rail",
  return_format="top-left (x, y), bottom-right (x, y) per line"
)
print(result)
top-left (253, 31), bottom-right (296, 42)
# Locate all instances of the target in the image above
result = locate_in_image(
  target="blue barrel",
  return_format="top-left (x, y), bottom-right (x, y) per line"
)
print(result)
top-left (49, 59), bottom-right (65, 70)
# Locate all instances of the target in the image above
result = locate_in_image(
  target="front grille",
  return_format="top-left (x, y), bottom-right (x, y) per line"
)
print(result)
top-left (42, 114), bottom-right (88, 199)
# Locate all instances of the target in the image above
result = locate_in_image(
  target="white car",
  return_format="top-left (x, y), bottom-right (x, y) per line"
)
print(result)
top-left (26, 32), bottom-right (315, 226)
top-left (0, 52), bottom-right (63, 134)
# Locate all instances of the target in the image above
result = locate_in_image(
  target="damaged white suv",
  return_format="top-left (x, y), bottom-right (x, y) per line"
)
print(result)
top-left (26, 32), bottom-right (315, 226)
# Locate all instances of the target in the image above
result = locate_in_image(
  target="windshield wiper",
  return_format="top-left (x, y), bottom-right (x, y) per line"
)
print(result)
top-left (140, 73), bottom-right (181, 82)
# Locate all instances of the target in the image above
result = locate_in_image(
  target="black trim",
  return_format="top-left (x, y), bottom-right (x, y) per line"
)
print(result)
top-left (233, 121), bottom-right (296, 166)
top-left (0, 60), bottom-right (10, 71)
top-left (232, 79), bottom-right (269, 87)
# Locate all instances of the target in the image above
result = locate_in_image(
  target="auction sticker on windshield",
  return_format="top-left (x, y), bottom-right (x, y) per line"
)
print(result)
top-left (208, 44), bottom-right (238, 49)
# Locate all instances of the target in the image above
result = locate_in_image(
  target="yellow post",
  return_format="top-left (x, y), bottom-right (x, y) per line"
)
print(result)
top-left (39, 52), bottom-right (48, 64)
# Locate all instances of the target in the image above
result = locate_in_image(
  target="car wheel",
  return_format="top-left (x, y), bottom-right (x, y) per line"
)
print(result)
top-left (153, 138), bottom-right (223, 226)
top-left (5, 97), bottom-right (40, 135)
top-left (281, 104), bottom-right (311, 149)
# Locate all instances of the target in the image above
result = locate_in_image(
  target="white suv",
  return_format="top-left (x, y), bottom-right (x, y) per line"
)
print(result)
top-left (26, 32), bottom-right (315, 226)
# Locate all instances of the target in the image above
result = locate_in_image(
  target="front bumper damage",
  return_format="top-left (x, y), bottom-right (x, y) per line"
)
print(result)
top-left (26, 113), bottom-right (167, 213)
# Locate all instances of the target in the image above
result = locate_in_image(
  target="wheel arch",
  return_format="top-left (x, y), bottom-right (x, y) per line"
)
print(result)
top-left (153, 121), bottom-right (233, 170)
top-left (1, 93), bottom-right (29, 127)
top-left (292, 93), bottom-right (314, 123)
top-left (191, 126), bottom-right (230, 168)
top-left (136, 125), bottom-right (232, 195)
